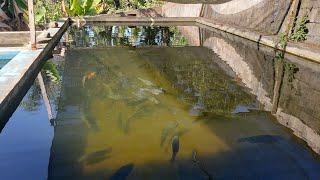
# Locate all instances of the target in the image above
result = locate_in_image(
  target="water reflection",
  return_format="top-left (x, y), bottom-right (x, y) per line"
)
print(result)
top-left (198, 26), bottom-right (320, 154)
top-left (48, 25), bottom-right (320, 179)
top-left (68, 25), bottom-right (189, 47)
top-left (0, 82), bottom-right (53, 179)
top-left (0, 55), bottom-right (64, 179)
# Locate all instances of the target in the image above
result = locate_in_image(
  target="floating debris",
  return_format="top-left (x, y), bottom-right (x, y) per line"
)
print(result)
top-left (141, 87), bottom-right (164, 95)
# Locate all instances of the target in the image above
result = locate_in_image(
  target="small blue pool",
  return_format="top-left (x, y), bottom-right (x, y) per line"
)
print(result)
top-left (0, 51), bottom-right (19, 69)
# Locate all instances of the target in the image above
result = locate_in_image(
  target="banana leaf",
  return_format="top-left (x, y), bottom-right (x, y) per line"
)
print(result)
top-left (35, 6), bottom-right (46, 23)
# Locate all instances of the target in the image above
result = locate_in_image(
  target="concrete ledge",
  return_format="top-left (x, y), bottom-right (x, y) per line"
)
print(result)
top-left (72, 16), bottom-right (320, 63)
top-left (80, 16), bottom-right (197, 23)
top-left (196, 17), bottom-right (320, 63)
top-left (276, 108), bottom-right (320, 154)
top-left (0, 31), bottom-right (43, 47)
top-left (84, 21), bottom-right (196, 27)
top-left (0, 18), bottom-right (72, 131)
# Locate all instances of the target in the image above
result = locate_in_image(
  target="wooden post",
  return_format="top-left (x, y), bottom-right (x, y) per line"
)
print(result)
top-left (28, 0), bottom-right (36, 50)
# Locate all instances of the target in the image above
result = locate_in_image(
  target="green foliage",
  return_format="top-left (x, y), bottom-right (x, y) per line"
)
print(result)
top-left (169, 27), bottom-right (188, 46)
top-left (35, 5), bottom-right (46, 24)
top-left (284, 62), bottom-right (298, 83)
top-left (35, 0), bottom-right (62, 25)
top-left (4, 0), bottom-right (28, 17)
top-left (290, 15), bottom-right (309, 42)
top-left (96, 0), bottom-right (162, 14)
top-left (42, 61), bottom-right (61, 83)
top-left (65, 0), bottom-right (101, 16)
top-left (278, 32), bottom-right (288, 49)
top-left (20, 85), bottom-right (42, 112)
top-left (275, 32), bottom-right (299, 87)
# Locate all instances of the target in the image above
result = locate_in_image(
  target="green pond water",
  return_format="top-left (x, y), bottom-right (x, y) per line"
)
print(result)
top-left (47, 25), bottom-right (320, 179)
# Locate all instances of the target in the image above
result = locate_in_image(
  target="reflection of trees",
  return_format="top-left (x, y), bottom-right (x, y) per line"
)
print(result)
top-left (20, 58), bottom-right (63, 113)
top-left (42, 61), bottom-right (61, 83)
top-left (20, 83), bottom-right (42, 112)
top-left (41, 58), bottom-right (64, 118)
top-left (169, 27), bottom-right (188, 46)
top-left (67, 25), bottom-right (188, 47)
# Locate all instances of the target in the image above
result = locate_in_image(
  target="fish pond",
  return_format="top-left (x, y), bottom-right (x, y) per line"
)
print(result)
top-left (1, 24), bottom-right (320, 180)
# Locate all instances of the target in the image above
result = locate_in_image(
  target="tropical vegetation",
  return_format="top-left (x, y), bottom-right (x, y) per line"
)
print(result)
top-left (0, 0), bottom-right (161, 31)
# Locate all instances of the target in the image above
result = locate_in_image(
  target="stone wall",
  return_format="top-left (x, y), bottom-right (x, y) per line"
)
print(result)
top-left (203, 0), bottom-right (291, 35)
top-left (161, 0), bottom-right (292, 35)
top-left (161, 2), bottom-right (202, 17)
top-left (160, 0), bottom-right (320, 44)
top-left (295, 0), bottom-right (320, 45)
top-left (197, 26), bottom-right (320, 154)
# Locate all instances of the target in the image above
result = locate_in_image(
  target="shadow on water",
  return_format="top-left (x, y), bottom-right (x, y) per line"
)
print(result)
top-left (238, 135), bottom-right (283, 144)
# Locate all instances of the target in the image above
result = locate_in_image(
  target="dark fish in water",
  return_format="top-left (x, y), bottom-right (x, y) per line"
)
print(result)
top-left (79, 148), bottom-right (112, 165)
top-left (171, 135), bottom-right (180, 162)
top-left (109, 163), bottom-right (134, 180)
top-left (192, 150), bottom-right (213, 180)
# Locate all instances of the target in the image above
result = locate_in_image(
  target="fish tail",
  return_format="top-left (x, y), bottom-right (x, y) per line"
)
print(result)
top-left (170, 153), bottom-right (176, 163)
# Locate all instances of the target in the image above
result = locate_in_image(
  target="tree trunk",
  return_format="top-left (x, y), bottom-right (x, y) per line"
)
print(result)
top-left (61, 0), bottom-right (68, 17)
top-left (114, 0), bottom-right (121, 9)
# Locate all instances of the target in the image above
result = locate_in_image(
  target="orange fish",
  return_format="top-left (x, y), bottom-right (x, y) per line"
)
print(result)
top-left (86, 72), bottom-right (96, 80)
top-left (82, 71), bottom-right (96, 88)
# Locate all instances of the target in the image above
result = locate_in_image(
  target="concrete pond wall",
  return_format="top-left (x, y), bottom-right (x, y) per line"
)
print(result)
top-left (0, 32), bottom-right (43, 47)
top-left (173, 24), bottom-right (320, 154)
top-left (161, 0), bottom-right (320, 46)
top-left (0, 19), bottom-right (72, 131)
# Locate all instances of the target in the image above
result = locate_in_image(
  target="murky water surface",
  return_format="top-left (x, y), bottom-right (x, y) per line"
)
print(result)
top-left (48, 25), bottom-right (320, 179)
top-left (1, 25), bottom-right (320, 180)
